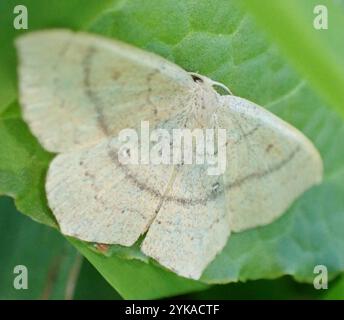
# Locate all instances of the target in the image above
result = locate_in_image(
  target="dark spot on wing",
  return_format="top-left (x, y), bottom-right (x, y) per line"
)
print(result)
top-left (112, 70), bottom-right (121, 80)
top-left (266, 144), bottom-right (273, 152)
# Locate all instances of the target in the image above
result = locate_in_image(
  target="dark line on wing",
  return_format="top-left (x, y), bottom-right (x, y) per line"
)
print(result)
top-left (82, 46), bottom-right (109, 135)
top-left (226, 146), bottom-right (301, 190)
top-left (108, 145), bottom-right (300, 207)
top-left (233, 125), bottom-right (260, 145)
top-left (108, 149), bottom-right (163, 199)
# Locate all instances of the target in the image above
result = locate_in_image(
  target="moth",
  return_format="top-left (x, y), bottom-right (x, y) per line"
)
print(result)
top-left (16, 30), bottom-right (322, 280)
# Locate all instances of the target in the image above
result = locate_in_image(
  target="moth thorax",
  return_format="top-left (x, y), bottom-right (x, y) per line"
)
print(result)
top-left (193, 81), bottom-right (219, 127)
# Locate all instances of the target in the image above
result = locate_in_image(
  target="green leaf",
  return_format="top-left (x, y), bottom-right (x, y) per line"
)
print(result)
top-left (0, 196), bottom-right (78, 299)
top-left (73, 259), bottom-right (122, 300)
top-left (243, 0), bottom-right (344, 119)
top-left (0, 102), bottom-right (55, 227)
top-left (323, 275), bottom-right (344, 300)
top-left (1, 0), bottom-right (344, 299)
top-left (0, 195), bottom-right (127, 299)
top-left (183, 276), bottom-right (323, 300)
top-left (71, 239), bottom-right (207, 299)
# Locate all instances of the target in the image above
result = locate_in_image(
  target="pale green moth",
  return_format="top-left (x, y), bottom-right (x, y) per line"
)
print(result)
top-left (16, 30), bottom-right (322, 280)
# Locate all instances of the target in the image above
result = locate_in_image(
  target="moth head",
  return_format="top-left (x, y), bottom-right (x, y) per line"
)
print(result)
top-left (187, 73), bottom-right (223, 125)
top-left (189, 72), bottom-right (232, 93)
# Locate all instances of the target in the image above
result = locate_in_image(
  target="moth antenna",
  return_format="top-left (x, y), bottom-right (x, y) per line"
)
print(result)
top-left (210, 80), bottom-right (233, 95)
top-left (188, 72), bottom-right (233, 95)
